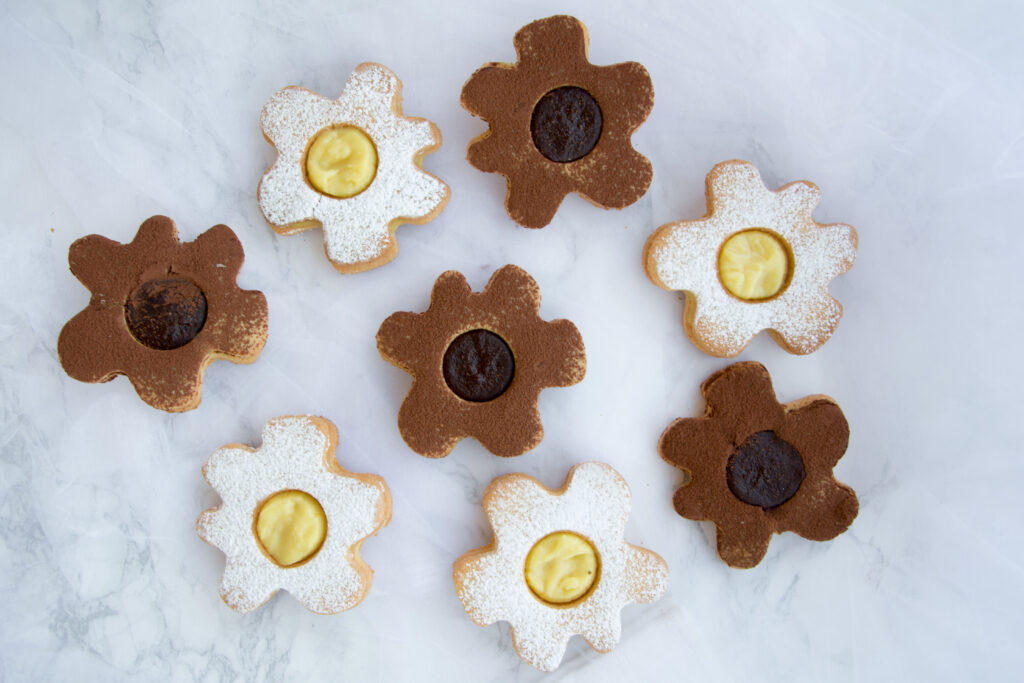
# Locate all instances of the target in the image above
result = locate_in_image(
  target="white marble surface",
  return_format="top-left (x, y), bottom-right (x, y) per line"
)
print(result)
top-left (2, 0), bottom-right (1022, 680)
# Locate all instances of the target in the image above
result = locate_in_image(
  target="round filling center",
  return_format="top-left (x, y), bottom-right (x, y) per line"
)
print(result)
top-left (525, 531), bottom-right (599, 605)
top-left (726, 431), bottom-right (806, 509)
top-left (254, 490), bottom-right (327, 567)
top-left (305, 126), bottom-right (378, 198)
top-left (124, 277), bottom-right (207, 350)
top-left (442, 329), bottom-right (515, 402)
top-left (530, 86), bottom-right (603, 163)
top-left (718, 229), bottom-right (791, 300)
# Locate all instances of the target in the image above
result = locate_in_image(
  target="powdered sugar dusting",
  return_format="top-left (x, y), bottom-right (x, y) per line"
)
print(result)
top-left (453, 463), bottom-right (669, 672)
top-left (648, 160), bottom-right (857, 356)
top-left (258, 63), bottom-right (449, 269)
top-left (197, 415), bottom-right (390, 614)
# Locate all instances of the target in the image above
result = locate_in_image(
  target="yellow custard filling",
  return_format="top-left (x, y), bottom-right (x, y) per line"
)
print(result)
top-left (525, 531), bottom-right (599, 604)
top-left (255, 490), bottom-right (327, 567)
top-left (305, 126), bottom-right (377, 198)
top-left (718, 229), bottom-right (791, 300)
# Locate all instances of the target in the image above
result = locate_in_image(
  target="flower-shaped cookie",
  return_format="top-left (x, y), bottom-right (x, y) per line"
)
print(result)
top-left (658, 362), bottom-right (859, 568)
top-left (376, 265), bottom-right (585, 458)
top-left (197, 415), bottom-right (391, 614)
top-left (461, 15), bottom-right (654, 228)
top-left (57, 216), bottom-right (268, 412)
top-left (453, 462), bottom-right (669, 672)
top-left (258, 62), bottom-right (449, 273)
top-left (644, 160), bottom-right (858, 357)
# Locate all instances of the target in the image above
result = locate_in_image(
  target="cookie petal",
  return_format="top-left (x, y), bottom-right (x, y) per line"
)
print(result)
top-left (388, 165), bottom-right (449, 221)
top-left (777, 473), bottom-right (859, 542)
top-left (714, 517), bottom-right (774, 569)
top-left (671, 481), bottom-right (723, 522)
top-left (514, 15), bottom-right (588, 69)
top-left (67, 234), bottom-right (128, 297)
top-left (659, 417), bottom-right (730, 481)
top-left (461, 64), bottom-right (518, 117)
top-left (57, 308), bottom-right (127, 383)
top-left (621, 543), bottom-right (670, 604)
top-left (782, 398), bottom-right (850, 469)
top-left (776, 179), bottom-right (822, 220)
top-left (706, 160), bottom-right (767, 206)
top-left (219, 559), bottom-right (278, 613)
top-left (397, 381), bottom-right (460, 458)
top-left (344, 62), bottom-right (401, 121)
top-left (260, 86), bottom-right (332, 149)
top-left (473, 403), bottom-right (543, 457)
top-left (429, 269), bottom-right (473, 308)
top-left (806, 222), bottom-right (858, 279)
top-left (453, 550), bottom-right (506, 625)
top-left (575, 147), bottom-right (653, 210)
top-left (542, 319), bottom-right (587, 387)
top-left (769, 293), bottom-right (843, 355)
top-left (701, 361), bottom-right (785, 438)
top-left (258, 160), bottom-right (321, 229)
top-left (377, 311), bottom-right (426, 370)
top-left (320, 213), bottom-right (392, 270)
top-left (596, 61), bottom-right (654, 128)
top-left (185, 224), bottom-right (245, 280)
top-left (483, 473), bottom-right (551, 527)
top-left (510, 625), bottom-right (570, 673)
top-left (291, 562), bottom-right (367, 615)
top-left (579, 614), bottom-right (621, 654)
top-left (205, 289), bottom-right (269, 360)
top-left (483, 265), bottom-right (541, 316)
top-left (505, 169), bottom-right (566, 229)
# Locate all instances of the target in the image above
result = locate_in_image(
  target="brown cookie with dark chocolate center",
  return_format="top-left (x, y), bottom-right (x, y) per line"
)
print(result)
top-left (376, 265), bottom-right (586, 457)
top-left (461, 15), bottom-right (654, 228)
top-left (657, 361), bottom-right (858, 568)
top-left (57, 216), bottom-right (269, 412)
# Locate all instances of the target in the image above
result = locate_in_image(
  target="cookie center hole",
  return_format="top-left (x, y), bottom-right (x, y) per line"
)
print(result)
top-left (717, 229), bottom-right (792, 301)
top-left (525, 531), bottom-right (600, 605)
top-left (253, 490), bottom-right (328, 568)
top-left (442, 329), bottom-right (515, 402)
top-left (530, 86), bottom-right (603, 163)
top-left (305, 125), bottom-right (378, 198)
top-left (124, 277), bottom-right (207, 350)
top-left (726, 431), bottom-right (806, 509)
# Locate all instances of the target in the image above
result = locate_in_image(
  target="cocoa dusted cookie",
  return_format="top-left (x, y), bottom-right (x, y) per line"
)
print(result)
top-left (461, 15), bottom-right (654, 228)
top-left (376, 265), bottom-right (585, 458)
top-left (658, 362), bottom-right (858, 568)
top-left (57, 216), bottom-right (268, 412)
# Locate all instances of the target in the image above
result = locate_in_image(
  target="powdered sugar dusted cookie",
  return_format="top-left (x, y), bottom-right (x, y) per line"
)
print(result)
top-left (453, 462), bottom-right (668, 671)
top-left (644, 160), bottom-right (857, 357)
top-left (197, 415), bottom-right (391, 614)
top-left (258, 62), bottom-right (449, 273)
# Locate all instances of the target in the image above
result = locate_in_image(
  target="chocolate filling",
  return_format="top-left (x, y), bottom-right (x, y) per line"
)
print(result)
top-left (530, 86), bottom-right (603, 163)
top-left (442, 329), bottom-right (515, 402)
top-left (124, 277), bottom-right (208, 350)
top-left (726, 431), bottom-right (805, 509)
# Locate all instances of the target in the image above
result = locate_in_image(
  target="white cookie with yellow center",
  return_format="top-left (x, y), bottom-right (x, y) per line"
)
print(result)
top-left (258, 62), bottom-right (450, 273)
top-left (197, 415), bottom-right (391, 614)
top-left (644, 160), bottom-right (858, 357)
top-left (453, 462), bottom-right (669, 672)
